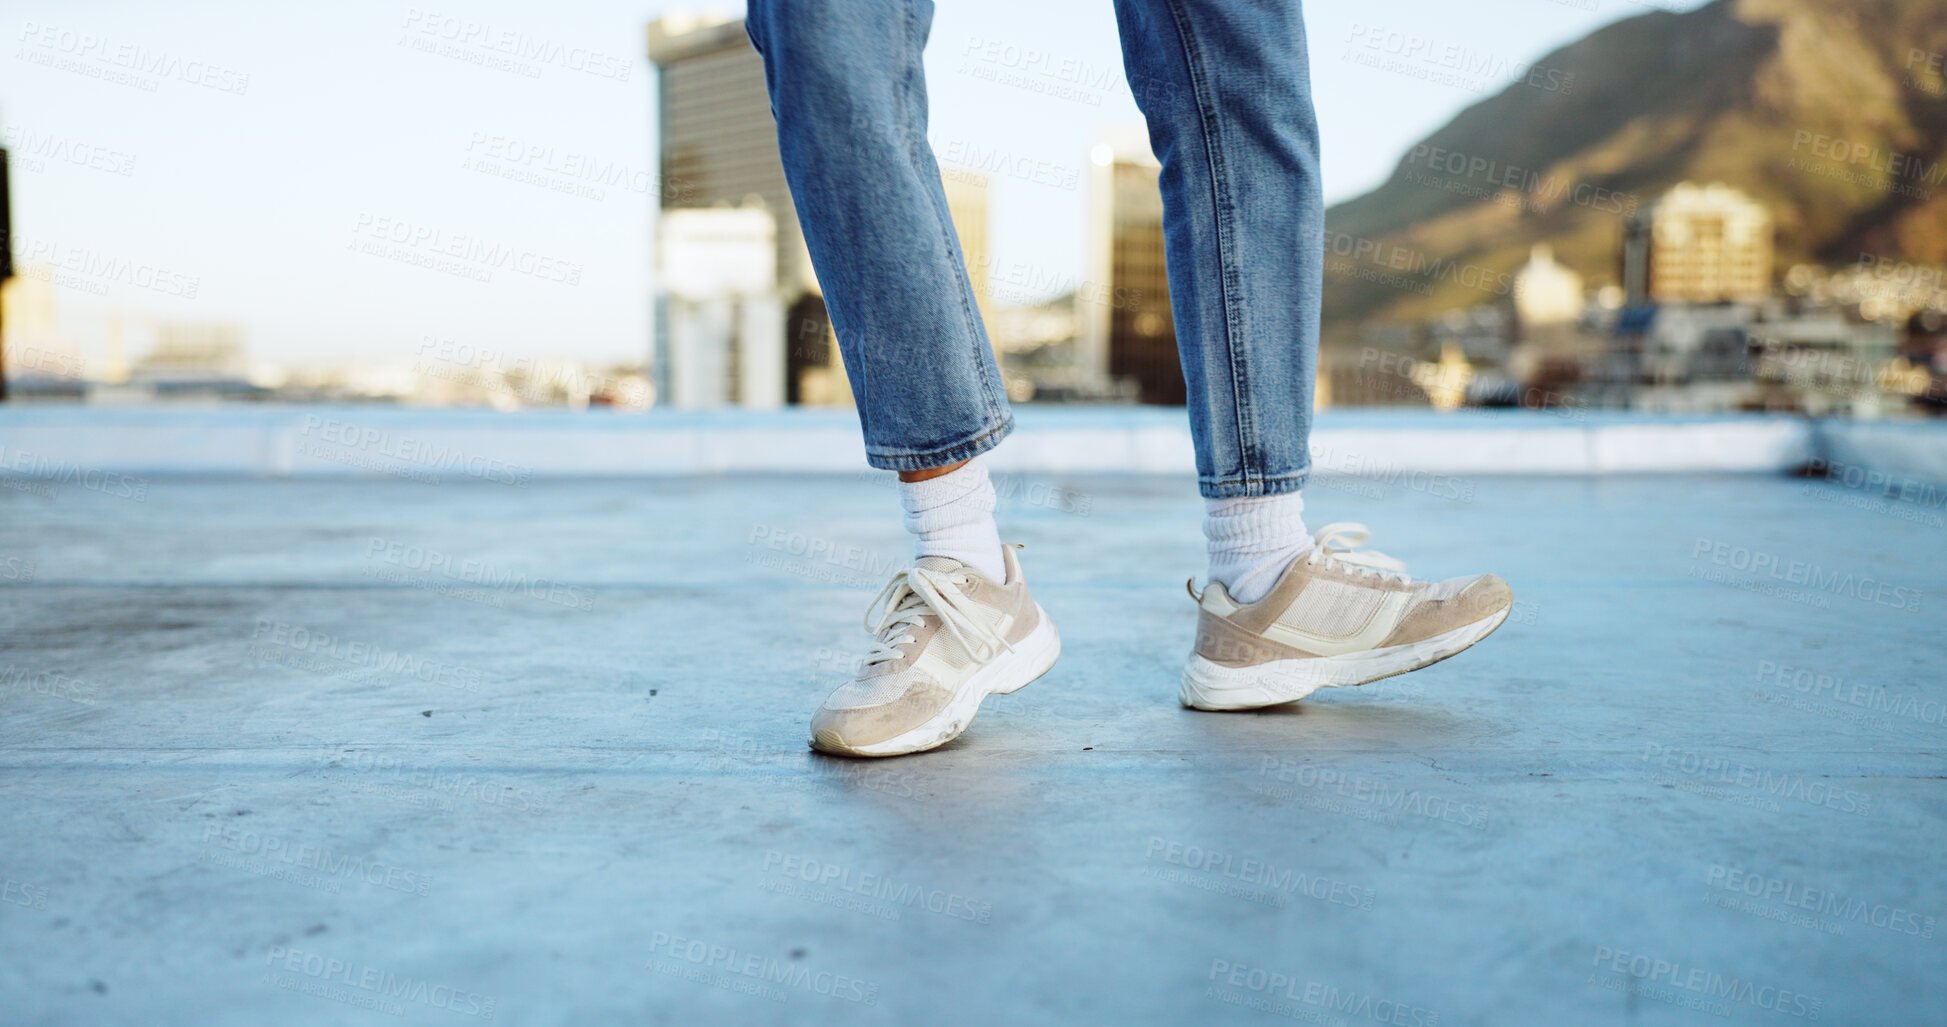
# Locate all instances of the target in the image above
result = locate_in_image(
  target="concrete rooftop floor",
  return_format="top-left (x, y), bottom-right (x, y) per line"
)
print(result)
top-left (1, 469), bottom-right (1942, 1025)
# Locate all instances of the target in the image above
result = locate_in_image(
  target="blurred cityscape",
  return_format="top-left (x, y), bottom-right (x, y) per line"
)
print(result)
top-left (3, 3), bottom-right (1944, 417)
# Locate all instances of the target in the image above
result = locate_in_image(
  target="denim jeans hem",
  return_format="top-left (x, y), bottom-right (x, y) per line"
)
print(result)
top-left (864, 418), bottom-right (1013, 473)
top-left (1198, 468), bottom-right (1310, 500)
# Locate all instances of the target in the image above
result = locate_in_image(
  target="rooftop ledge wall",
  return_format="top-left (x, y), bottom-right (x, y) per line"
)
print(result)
top-left (0, 405), bottom-right (1939, 483)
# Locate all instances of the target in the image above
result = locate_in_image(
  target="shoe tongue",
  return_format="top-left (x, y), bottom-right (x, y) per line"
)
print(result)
top-left (914, 556), bottom-right (965, 574)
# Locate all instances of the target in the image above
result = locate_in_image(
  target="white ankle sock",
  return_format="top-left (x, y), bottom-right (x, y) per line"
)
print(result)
top-left (897, 457), bottom-right (1007, 582)
top-left (1203, 492), bottom-right (1313, 605)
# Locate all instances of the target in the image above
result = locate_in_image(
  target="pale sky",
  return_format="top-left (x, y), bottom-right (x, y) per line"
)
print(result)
top-left (0, 0), bottom-right (1708, 370)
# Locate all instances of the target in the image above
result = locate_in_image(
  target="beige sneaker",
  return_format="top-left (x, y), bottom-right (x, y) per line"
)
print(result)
top-left (809, 545), bottom-right (1060, 757)
top-left (1181, 523), bottom-right (1511, 710)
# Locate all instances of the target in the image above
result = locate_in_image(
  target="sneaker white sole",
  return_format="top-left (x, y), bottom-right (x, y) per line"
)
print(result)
top-left (810, 605), bottom-right (1061, 757)
top-left (1179, 606), bottom-right (1509, 711)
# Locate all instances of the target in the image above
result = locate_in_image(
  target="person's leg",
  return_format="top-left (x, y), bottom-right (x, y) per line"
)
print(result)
top-left (1108, 0), bottom-right (1322, 603)
top-left (744, 0), bottom-right (1006, 583)
top-left (743, 0), bottom-right (1012, 476)
top-left (744, 0), bottom-right (1055, 756)
top-left (1110, 0), bottom-right (1512, 709)
top-left (1110, 0), bottom-right (1323, 499)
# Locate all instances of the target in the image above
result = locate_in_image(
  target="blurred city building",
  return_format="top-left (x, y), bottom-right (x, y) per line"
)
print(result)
top-left (1085, 136), bottom-right (1178, 404)
top-left (133, 322), bottom-right (259, 399)
top-left (1431, 306), bottom-right (1514, 370)
top-left (138, 322), bottom-right (247, 378)
top-left (1903, 311), bottom-right (1947, 413)
top-left (655, 207), bottom-right (784, 409)
top-left (1, 267), bottom-right (89, 398)
top-left (1331, 178), bottom-right (1942, 419)
top-left (1622, 182), bottom-right (1773, 305)
top-left (272, 355), bottom-right (650, 409)
top-left (1589, 184), bottom-right (1905, 415)
top-left (1601, 186), bottom-right (1775, 408)
top-left (646, 14), bottom-right (1005, 409)
top-left (647, 13), bottom-right (828, 408)
top-left (1513, 244), bottom-right (1584, 335)
top-left (0, 283), bottom-right (299, 405)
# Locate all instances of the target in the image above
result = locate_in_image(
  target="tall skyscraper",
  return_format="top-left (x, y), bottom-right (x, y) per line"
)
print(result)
top-left (1084, 136), bottom-right (1178, 404)
top-left (647, 14), bottom-right (834, 405)
top-left (1622, 182), bottom-right (1773, 305)
top-left (647, 15), bottom-right (998, 408)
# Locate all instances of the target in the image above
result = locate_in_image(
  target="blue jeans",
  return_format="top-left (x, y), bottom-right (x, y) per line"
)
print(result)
top-left (745, 0), bottom-right (1321, 498)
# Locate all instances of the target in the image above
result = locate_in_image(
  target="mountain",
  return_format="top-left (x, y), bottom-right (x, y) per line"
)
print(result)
top-left (1319, 0), bottom-right (1947, 331)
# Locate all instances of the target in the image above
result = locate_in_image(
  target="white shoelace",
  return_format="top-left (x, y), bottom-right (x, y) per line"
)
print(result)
top-left (1305, 522), bottom-right (1411, 584)
top-left (861, 565), bottom-right (1010, 668)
